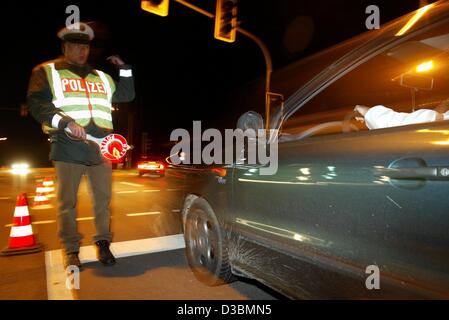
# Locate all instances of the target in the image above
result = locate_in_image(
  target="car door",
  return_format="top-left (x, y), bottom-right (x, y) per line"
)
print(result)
top-left (232, 121), bottom-right (449, 299)
top-left (229, 17), bottom-right (449, 299)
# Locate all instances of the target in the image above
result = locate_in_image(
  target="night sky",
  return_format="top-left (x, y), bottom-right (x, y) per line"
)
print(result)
top-left (0, 0), bottom-right (427, 167)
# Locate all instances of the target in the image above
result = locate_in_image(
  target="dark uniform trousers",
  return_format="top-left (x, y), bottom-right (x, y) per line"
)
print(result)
top-left (54, 160), bottom-right (113, 253)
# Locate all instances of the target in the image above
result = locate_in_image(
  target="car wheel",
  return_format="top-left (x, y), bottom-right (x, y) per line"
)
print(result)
top-left (184, 198), bottom-right (234, 286)
top-left (138, 171), bottom-right (143, 177)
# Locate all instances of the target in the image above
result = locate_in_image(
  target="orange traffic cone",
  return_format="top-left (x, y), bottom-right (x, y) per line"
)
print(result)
top-left (32, 181), bottom-right (53, 209)
top-left (1, 193), bottom-right (42, 256)
top-left (42, 177), bottom-right (55, 198)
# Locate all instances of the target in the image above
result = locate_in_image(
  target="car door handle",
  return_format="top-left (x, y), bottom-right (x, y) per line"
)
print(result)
top-left (380, 167), bottom-right (448, 179)
top-left (377, 157), bottom-right (449, 180)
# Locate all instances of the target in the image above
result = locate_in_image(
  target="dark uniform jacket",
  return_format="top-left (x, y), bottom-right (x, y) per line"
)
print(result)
top-left (27, 57), bottom-right (135, 165)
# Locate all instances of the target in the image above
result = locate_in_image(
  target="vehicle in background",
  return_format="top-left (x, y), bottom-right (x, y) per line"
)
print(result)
top-left (137, 157), bottom-right (166, 177)
top-left (10, 162), bottom-right (30, 175)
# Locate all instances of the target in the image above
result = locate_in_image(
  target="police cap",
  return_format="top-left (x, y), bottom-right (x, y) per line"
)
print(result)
top-left (57, 22), bottom-right (94, 44)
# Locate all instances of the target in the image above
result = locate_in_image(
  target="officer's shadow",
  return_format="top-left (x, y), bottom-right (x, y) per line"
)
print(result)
top-left (82, 247), bottom-right (188, 278)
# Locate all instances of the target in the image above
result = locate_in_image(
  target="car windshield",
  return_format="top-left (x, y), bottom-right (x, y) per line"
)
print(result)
top-left (279, 1), bottom-right (449, 138)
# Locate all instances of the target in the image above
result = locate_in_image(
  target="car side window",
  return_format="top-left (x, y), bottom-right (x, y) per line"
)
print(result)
top-left (281, 22), bottom-right (449, 140)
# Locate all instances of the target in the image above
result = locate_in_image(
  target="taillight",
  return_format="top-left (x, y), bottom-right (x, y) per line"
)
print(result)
top-left (138, 161), bottom-right (165, 170)
top-left (211, 168), bottom-right (227, 177)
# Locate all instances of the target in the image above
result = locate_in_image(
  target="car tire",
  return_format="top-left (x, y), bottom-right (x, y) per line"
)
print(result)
top-left (184, 198), bottom-right (235, 286)
top-left (138, 171), bottom-right (143, 177)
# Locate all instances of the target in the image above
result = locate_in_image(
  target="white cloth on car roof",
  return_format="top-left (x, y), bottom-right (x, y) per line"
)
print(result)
top-left (364, 105), bottom-right (449, 130)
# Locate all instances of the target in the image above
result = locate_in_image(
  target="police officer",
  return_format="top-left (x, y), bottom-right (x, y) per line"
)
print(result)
top-left (27, 22), bottom-right (135, 268)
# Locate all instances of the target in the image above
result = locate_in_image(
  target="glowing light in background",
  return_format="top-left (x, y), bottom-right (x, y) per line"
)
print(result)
top-left (416, 60), bottom-right (434, 73)
top-left (417, 129), bottom-right (449, 135)
top-left (11, 163), bottom-right (30, 175)
top-left (236, 218), bottom-right (330, 247)
top-left (395, 3), bottom-right (435, 36)
top-left (432, 140), bottom-right (449, 146)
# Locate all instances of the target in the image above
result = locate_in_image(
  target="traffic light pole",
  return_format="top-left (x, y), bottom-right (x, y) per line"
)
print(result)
top-left (235, 28), bottom-right (273, 130)
top-left (174, 0), bottom-right (273, 129)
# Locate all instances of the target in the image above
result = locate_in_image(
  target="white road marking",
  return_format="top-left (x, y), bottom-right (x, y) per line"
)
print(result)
top-left (45, 234), bottom-right (185, 300)
top-left (143, 189), bottom-right (160, 193)
top-left (120, 182), bottom-right (144, 187)
top-left (33, 220), bottom-right (57, 225)
top-left (76, 217), bottom-right (94, 221)
top-left (6, 209), bottom-right (180, 227)
top-left (116, 191), bottom-right (138, 194)
top-left (126, 211), bottom-right (161, 217)
top-left (31, 204), bottom-right (55, 210)
top-left (45, 250), bottom-right (75, 300)
top-left (5, 218), bottom-right (89, 228)
top-left (172, 209), bottom-right (181, 213)
top-left (0, 197), bottom-right (11, 200)
top-left (5, 221), bottom-right (56, 228)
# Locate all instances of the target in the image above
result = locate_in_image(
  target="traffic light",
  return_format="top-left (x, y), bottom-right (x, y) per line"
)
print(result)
top-left (141, 0), bottom-right (169, 17)
top-left (214, 0), bottom-right (238, 43)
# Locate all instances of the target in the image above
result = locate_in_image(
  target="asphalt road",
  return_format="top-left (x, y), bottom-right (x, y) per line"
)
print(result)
top-left (0, 168), bottom-right (282, 300)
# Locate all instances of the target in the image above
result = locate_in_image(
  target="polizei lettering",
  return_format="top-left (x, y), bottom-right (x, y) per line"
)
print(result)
top-left (61, 78), bottom-right (106, 94)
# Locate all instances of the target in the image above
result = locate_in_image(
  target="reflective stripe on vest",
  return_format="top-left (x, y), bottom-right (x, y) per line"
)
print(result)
top-left (46, 63), bottom-right (114, 129)
top-left (96, 70), bottom-right (113, 101)
top-left (63, 110), bottom-right (112, 122)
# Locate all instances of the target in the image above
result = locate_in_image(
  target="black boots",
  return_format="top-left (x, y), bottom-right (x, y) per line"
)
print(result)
top-left (64, 241), bottom-right (116, 268)
top-left (64, 252), bottom-right (82, 269)
top-left (95, 240), bottom-right (116, 266)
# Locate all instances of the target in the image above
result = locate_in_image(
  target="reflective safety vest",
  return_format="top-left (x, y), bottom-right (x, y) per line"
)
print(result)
top-left (44, 63), bottom-right (116, 130)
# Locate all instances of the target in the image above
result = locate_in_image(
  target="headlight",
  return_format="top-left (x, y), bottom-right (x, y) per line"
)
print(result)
top-left (11, 163), bottom-right (30, 175)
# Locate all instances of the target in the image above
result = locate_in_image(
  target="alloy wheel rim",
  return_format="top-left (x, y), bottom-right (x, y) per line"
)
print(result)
top-left (188, 210), bottom-right (218, 273)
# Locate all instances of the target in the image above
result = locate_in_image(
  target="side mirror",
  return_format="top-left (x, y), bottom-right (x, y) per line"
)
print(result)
top-left (233, 111), bottom-right (264, 164)
top-left (236, 111), bottom-right (264, 132)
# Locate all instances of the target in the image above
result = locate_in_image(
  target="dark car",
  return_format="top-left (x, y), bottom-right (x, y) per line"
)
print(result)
top-left (137, 156), bottom-right (166, 177)
top-left (176, 2), bottom-right (449, 299)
